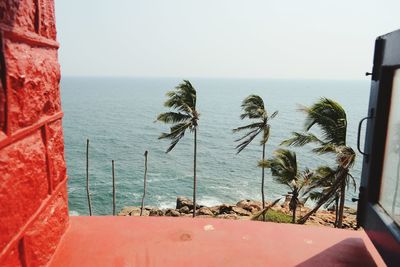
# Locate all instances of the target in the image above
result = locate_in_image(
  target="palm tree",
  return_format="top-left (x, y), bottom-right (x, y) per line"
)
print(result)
top-left (156, 80), bottom-right (199, 218)
top-left (281, 98), bottom-right (355, 227)
top-left (263, 149), bottom-right (313, 223)
top-left (308, 166), bottom-right (352, 227)
top-left (233, 95), bottom-right (278, 219)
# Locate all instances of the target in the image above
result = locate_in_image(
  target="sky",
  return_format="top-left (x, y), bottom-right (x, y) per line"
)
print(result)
top-left (55, 0), bottom-right (400, 80)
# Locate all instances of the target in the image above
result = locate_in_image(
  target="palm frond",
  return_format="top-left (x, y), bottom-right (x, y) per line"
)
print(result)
top-left (235, 128), bottom-right (262, 154)
top-left (270, 110), bottom-right (279, 119)
top-left (156, 112), bottom-right (192, 124)
top-left (300, 98), bottom-right (347, 145)
top-left (312, 143), bottom-right (338, 154)
top-left (281, 132), bottom-right (323, 147)
top-left (267, 149), bottom-right (298, 185)
top-left (260, 125), bottom-right (270, 145)
top-left (158, 122), bottom-right (191, 153)
top-left (240, 95), bottom-right (266, 120)
top-left (232, 122), bottom-right (264, 133)
top-left (258, 159), bottom-right (271, 168)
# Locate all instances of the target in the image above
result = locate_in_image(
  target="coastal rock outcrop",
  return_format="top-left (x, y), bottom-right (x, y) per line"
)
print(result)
top-left (118, 197), bottom-right (358, 230)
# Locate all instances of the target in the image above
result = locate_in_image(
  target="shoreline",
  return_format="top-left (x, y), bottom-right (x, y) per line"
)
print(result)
top-left (118, 197), bottom-right (358, 230)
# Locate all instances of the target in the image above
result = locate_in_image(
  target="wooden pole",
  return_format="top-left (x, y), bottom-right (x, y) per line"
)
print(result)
top-left (86, 139), bottom-right (92, 216)
top-left (112, 160), bottom-right (116, 216)
top-left (140, 151), bottom-right (148, 216)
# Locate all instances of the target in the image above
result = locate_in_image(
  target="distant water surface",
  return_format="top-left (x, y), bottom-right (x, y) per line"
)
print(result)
top-left (61, 77), bottom-right (370, 215)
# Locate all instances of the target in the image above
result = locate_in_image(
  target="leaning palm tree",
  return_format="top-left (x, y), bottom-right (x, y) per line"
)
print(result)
top-left (233, 95), bottom-right (278, 219)
top-left (156, 80), bottom-right (199, 218)
top-left (262, 149), bottom-right (313, 223)
top-left (281, 98), bottom-right (355, 227)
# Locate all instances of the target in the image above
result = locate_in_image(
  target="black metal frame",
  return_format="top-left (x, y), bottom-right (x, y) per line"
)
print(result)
top-left (357, 29), bottom-right (400, 266)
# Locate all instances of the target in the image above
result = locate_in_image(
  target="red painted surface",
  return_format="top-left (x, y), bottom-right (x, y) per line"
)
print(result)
top-left (0, 1), bottom-right (68, 266)
top-left (50, 217), bottom-right (385, 267)
top-left (0, 1), bottom-right (389, 267)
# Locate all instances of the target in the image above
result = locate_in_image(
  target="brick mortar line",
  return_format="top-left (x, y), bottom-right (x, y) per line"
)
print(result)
top-left (0, 177), bottom-right (68, 260)
top-left (0, 23), bottom-right (59, 48)
top-left (0, 112), bottom-right (63, 149)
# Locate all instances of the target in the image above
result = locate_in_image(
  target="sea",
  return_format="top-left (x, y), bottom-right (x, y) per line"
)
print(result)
top-left (61, 77), bottom-right (370, 216)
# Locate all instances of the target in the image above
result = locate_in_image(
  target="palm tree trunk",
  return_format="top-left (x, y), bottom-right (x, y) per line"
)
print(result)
top-left (193, 128), bottom-right (197, 218)
top-left (334, 195), bottom-right (339, 228)
top-left (298, 169), bottom-right (345, 224)
top-left (140, 151), bottom-right (148, 216)
top-left (292, 206), bottom-right (296, 224)
top-left (261, 143), bottom-right (266, 221)
top-left (337, 170), bottom-right (348, 228)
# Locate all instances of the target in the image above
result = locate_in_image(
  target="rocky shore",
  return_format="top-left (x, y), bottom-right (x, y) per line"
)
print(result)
top-left (119, 196), bottom-right (358, 230)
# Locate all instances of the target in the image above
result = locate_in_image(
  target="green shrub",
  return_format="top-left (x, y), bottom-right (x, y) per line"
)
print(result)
top-left (253, 209), bottom-right (292, 223)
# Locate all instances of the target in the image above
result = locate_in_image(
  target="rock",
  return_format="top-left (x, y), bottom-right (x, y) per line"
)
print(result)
top-left (165, 209), bottom-right (180, 217)
top-left (179, 206), bottom-right (190, 214)
top-left (197, 207), bottom-right (214, 216)
top-left (236, 199), bottom-right (262, 212)
top-left (231, 206), bottom-right (252, 216)
top-left (118, 207), bottom-right (149, 216)
top-left (209, 206), bottom-right (220, 215)
top-left (219, 204), bottom-right (234, 214)
top-left (149, 208), bottom-right (164, 216)
top-left (118, 206), bottom-right (137, 216)
top-left (176, 197), bottom-right (199, 210)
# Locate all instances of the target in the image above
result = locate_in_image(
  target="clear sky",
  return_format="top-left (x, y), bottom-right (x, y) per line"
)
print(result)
top-left (55, 0), bottom-right (400, 80)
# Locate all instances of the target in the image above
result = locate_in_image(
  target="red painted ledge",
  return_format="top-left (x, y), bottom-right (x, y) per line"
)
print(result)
top-left (49, 217), bottom-right (385, 267)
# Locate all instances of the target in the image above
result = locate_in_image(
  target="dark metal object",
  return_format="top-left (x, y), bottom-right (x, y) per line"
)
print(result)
top-left (357, 109), bottom-right (374, 160)
top-left (357, 29), bottom-right (400, 266)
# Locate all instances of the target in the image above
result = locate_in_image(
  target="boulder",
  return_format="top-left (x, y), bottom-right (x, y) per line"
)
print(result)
top-left (176, 197), bottom-right (199, 210)
top-left (236, 199), bottom-right (262, 212)
top-left (231, 206), bottom-right (252, 216)
top-left (118, 206), bottom-right (137, 216)
top-left (209, 206), bottom-right (220, 215)
top-left (165, 209), bottom-right (181, 217)
top-left (118, 207), bottom-right (149, 216)
top-left (149, 208), bottom-right (164, 216)
top-left (179, 206), bottom-right (190, 214)
top-left (219, 204), bottom-right (234, 214)
top-left (197, 207), bottom-right (214, 216)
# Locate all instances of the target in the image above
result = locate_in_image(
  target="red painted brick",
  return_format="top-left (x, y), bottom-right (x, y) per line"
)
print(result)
top-left (0, 131), bottom-right (48, 249)
top-left (39, 0), bottom-right (57, 40)
top-left (0, 244), bottom-right (23, 267)
top-left (0, 0), bottom-right (37, 32)
top-left (47, 119), bottom-right (67, 188)
top-left (4, 38), bottom-right (61, 133)
top-left (0, 73), bottom-right (5, 136)
top-left (24, 186), bottom-right (69, 267)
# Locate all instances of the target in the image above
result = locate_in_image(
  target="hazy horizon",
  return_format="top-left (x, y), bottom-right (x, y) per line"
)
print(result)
top-left (56, 0), bottom-right (400, 80)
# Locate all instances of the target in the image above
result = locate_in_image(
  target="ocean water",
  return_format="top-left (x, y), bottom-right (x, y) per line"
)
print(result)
top-left (61, 77), bottom-right (370, 215)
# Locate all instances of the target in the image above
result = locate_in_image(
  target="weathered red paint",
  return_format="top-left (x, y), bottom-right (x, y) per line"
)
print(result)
top-left (50, 217), bottom-right (385, 267)
top-left (0, 1), bottom-right (389, 266)
top-left (0, 1), bottom-right (68, 266)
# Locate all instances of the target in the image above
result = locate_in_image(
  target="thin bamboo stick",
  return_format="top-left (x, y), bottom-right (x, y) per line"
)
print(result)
top-left (140, 151), bottom-right (148, 216)
top-left (112, 160), bottom-right (116, 216)
top-left (86, 139), bottom-right (92, 216)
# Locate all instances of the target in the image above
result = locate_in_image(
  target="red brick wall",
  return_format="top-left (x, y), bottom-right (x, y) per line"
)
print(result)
top-left (0, 1), bottom-right (68, 266)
